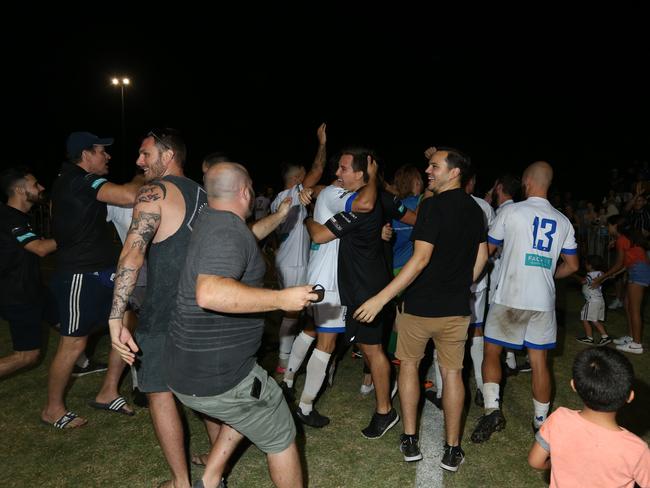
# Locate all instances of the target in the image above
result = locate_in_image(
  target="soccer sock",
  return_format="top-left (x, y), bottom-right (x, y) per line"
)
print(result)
top-left (434, 349), bottom-right (443, 399)
top-left (505, 351), bottom-right (517, 370)
top-left (130, 365), bottom-right (139, 389)
top-left (299, 348), bottom-right (330, 415)
top-left (533, 398), bottom-right (550, 428)
top-left (470, 336), bottom-right (484, 391)
top-left (483, 382), bottom-right (500, 412)
top-left (278, 318), bottom-right (298, 366)
top-left (75, 352), bottom-right (89, 369)
top-left (284, 331), bottom-right (314, 387)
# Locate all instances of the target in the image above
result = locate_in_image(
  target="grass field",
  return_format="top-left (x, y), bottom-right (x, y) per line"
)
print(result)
top-left (1, 280), bottom-right (648, 487)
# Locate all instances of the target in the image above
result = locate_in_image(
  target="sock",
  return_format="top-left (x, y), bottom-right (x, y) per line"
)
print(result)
top-left (470, 336), bottom-right (484, 390)
top-left (505, 351), bottom-right (516, 370)
top-left (298, 348), bottom-right (330, 414)
top-left (533, 398), bottom-right (550, 428)
top-left (434, 349), bottom-right (443, 399)
top-left (284, 331), bottom-right (314, 387)
top-left (483, 382), bottom-right (500, 411)
top-left (76, 352), bottom-right (89, 369)
top-left (130, 365), bottom-right (139, 389)
top-left (278, 318), bottom-right (298, 366)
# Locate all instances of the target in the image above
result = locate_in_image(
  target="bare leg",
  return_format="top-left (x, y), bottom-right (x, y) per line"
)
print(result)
top-left (94, 346), bottom-right (131, 411)
top-left (482, 341), bottom-right (503, 385)
top-left (626, 283), bottom-right (645, 343)
top-left (149, 392), bottom-right (190, 488)
top-left (359, 343), bottom-right (391, 414)
top-left (398, 359), bottom-right (420, 435)
top-left (528, 349), bottom-right (550, 403)
top-left (202, 423), bottom-right (245, 488)
top-left (267, 441), bottom-right (303, 488)
top-left (440, 367), bottom-right (464, 446)
top-left (591, 320), bottom-right (608, 337)
top-left (0, 349), bottom-right (39, 378)
top-left (581, 320), bottom-right (593, 337)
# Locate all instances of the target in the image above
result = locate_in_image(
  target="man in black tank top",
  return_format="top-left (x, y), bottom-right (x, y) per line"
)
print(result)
top-left (108, 129), bottom-right (208, 488)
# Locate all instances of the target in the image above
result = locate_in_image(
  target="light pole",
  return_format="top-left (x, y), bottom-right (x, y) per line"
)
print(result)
top-left (111, 76), bottom-right (130, 162)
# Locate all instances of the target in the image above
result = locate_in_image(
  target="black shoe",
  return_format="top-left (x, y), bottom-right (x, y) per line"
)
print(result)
top-left (576, 336), bottom-right (595, 345)
top-left (132, 388), bottom-right (149, 408)
top-left (295, 406), bottom-right (330, 428)
top-left (361, 408), bottom-right (400, 439)
top-left (503, 363), bottom-right (519, 377)
top-left (518, 361), bottom-right (532, 373)
top-left (399, 434), bottom-right (423, 462)
top-left (474, 389), bottom-right (484, 408)
top-left (280, 382), bottom-right (295, 403)
top-left (440, 444), bottom-right (465, 472)
top-left (597, 336), bottom-right (612, 346)
top-left (470, 410), bottom-right (506, 443)
top-left (71, 361), bottom-right (108, 377)
top-left (424, 389), bottom-right (443, 410)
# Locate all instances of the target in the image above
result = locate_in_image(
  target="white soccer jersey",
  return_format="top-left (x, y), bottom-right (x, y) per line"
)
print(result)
top-left (582, 271), bottom-right (604, 302)
top-left (488, 199), bottom-right (514, 303)
top-left (471, 195), bottom-right (495, 293)
top-left (271, 184), bottom-right (309, 269)
top-left (307, 185), bottom-right (356, 293)
top-left (488, 197), bottom-right (577, 311)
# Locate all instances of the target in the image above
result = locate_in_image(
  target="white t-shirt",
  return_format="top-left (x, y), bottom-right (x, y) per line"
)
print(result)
top-left (582, 271), bottom-right (604, 302)
top-left (306, 185), bottom-right (356, 294)
top-left (254, 195), bottom-right (270, 221)
top-left (106, 205), bottom-right (147, 286)
top-left (471, 195), bottom-right (495, 293)
top-left (488, 199), bottom-right (514, 303)
top-left (271, 184), bottom-right (309, 269)
top-left (488, 197), bottom-right (577, 311)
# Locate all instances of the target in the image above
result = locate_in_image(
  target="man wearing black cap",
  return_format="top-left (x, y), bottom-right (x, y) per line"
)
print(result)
top-left (41, 132), bottom-right (141, 429)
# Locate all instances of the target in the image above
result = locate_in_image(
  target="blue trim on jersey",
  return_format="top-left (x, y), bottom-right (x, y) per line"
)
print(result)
top-left (483, 336), bottom-right (525, 350)
top-left (344, 192), bottom-right (358, 212)
top-left (316, 326), bottom-right (346, 334)
top-left (561, 247), bottom-right (578, 255)
top-left (16, 232), bottom-right (37, 242)
top-left (487, 235), bottom-right (503, 246)
top-left (524, 340), bottom-right (556, 350)
top-left (469, 321), bottom-right (484, 328)
top-left (91, 177), bottom-right (108, 189)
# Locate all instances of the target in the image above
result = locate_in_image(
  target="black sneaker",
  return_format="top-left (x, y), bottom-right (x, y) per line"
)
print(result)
top-left (280, 382), bottom-right (295, 403)
top-left (361, 408), bottom-right (400, 439)
top-left (295, 406), bottom-right (330, 428)
top-left (132, 388), bottom-right (149, 408)
top-left (440, 444), bottom-right (465, 472)
top-left (474, 389), bottom-right (484, 408)
top-left (576, 336), bottom-right (594, 345)
top-left (503, 363), bottom-right (519, 377)
top-left (597, 336), bottom-right (612, 346)
top-left (518, 361), bottom-right (532, 373)
top-left (424, 389), bottom-right (443, 409)
top-left (71, 361), bottom-right (108, 378)
top-left (470, 409), bottom-right (506, 443)
top-left (399, 434), bottom-right (423, 462)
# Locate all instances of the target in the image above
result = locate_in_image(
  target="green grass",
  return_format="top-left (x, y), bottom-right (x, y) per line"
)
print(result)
top-left (1, 281), bottom-right (648, 487)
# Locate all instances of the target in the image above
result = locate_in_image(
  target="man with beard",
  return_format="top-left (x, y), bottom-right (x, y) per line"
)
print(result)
top-left (0, 168), bottom-right (58, 377)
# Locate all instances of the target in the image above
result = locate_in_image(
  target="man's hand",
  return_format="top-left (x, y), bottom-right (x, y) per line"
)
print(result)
top-left (299, 187), bottom-right (314, 206)
top-left (367, 158), bottom-right (378, 180)
top-left (317, 122), bottom-right (327, 145)
top-left (424, 146), bottom-right (437, 160)
top-left (353, 295), bottom-right (386, 323)
top-left (276, 196), bottom-right (293, 220)
top-left (278, 285), bottom-right (320, 311)
top-left (108, 318), bottom-right (139, 365)
top-left (381, 223), bottom-right (393, 242)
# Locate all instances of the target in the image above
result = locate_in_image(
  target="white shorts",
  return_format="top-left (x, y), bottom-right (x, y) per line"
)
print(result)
top-left (580, 299), bottom-right (605, 322)
top-left (469, 289), bottom-right (487, 327)
top-left (313, 290), bottom-right (346, 334)
top-left (277, 266), bottom-right (308, 289)
top-left (484, 303), bottom-right (557, 350)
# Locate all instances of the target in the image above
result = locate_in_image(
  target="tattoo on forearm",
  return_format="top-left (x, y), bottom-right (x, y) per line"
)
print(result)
top-left (109, 266), bottom-right (137, 319)
top-left (136, 182), bottom-right (167, 203)
top-left (127, 211), bottom-right (161, 251)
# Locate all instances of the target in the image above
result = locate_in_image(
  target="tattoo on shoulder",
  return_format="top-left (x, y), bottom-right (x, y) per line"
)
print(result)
top-left (136, 182), bottom-right (167, 203)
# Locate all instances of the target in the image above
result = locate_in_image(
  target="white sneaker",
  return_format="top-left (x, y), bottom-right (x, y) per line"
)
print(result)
top-left (616, 342), bottom-right (644, 354)
top-left (360, 383), bottom-right (375, 395)
top-left (608, 298), bottom-right (623, 310)
top-left (613, 335), bottom-right (633, 345)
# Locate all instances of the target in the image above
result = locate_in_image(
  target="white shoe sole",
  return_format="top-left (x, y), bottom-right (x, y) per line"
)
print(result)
top-left (440, 456), bottom-right (465, 472)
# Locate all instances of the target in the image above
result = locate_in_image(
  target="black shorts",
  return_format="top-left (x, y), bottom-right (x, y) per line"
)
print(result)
top-left (1, 292), bottom-right (59, 351)
top-left (345, 309), bottom-right (385, 345)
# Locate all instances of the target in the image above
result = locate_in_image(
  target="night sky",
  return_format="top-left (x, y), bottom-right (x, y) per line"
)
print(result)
top-left (6, 7), bottom-right (649, 202)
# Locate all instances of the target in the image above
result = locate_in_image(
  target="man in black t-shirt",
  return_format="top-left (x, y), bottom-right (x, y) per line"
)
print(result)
top-left (0, 168), bottom-right (58, 378)
top-left (42, 132), bottom-right (141, 430)
top-left (305, 148), bottom-right (403, 440)
top-left (354, 147), bottom-right (488, 472)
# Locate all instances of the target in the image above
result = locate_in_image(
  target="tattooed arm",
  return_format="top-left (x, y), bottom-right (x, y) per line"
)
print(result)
top-left (108, 183), bottom-right (164, 364)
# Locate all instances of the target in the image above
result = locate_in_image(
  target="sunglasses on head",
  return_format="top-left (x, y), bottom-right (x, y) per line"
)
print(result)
top-left (147, 128), bottom-right (173, 150)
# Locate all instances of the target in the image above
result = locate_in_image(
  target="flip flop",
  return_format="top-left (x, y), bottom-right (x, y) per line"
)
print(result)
top-left (88, 396), bottom-right (135, 416)
top-left (41, 411), bottom-right (87, 430)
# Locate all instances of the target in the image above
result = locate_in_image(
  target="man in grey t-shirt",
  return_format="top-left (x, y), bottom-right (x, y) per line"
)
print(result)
top-left (166, 162), bottom-right (317, 488)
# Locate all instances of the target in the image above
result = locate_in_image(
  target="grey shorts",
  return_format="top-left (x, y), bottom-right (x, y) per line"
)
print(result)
top-left (135, 332), bottom-right (168, 393)
top-left (171, 363), bottom-right (296, 454)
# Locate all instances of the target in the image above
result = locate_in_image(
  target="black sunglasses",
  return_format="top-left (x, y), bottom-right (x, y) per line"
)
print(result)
top-left (147, 128), bottom-right (173, 151)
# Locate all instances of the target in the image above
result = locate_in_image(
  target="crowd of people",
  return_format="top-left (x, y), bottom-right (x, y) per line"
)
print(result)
top-left (1, 125), bottom-right (648, 487)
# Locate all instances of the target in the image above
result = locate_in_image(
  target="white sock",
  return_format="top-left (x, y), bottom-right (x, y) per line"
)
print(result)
top-left (533, 398), bottom-right (550, 428)
top-left (130, 365), bottom-right (139, 389)
top-left (284, 331), bottom-right (314, 387)
top-left (75, 352), bottom-right (89, 369)
top-left (505, 351), bottom-right (516, 370)
top-left (278, 318), bottom-right (298, 364)
top-left (470, 336), bottom-right (484, 390)
top-left (298, 348), bottom-right (330, 414)
top-left (434, 349), bottom-right (443, 399)
top-left (483, 382), bottom-right (500, 411)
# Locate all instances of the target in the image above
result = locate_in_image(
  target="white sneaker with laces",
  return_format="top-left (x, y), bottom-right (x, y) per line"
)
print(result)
top-left (608, 298), bottom-right (623, 310)
top-left (613, 335), bottom-right (633, 345)
top-left (616, 342), bottom-right (643, 354)
top-left (360, 383), bottom-right (375, 395)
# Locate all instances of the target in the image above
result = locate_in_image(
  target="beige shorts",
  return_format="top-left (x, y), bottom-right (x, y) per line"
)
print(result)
top-left (395, 312), bottom-right (469, 370)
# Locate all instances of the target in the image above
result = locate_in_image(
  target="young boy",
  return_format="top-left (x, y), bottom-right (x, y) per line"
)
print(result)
top-left (528, 347), bottom-right (650, 487)
top-left (576, 255), bottom-right (611, 346)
